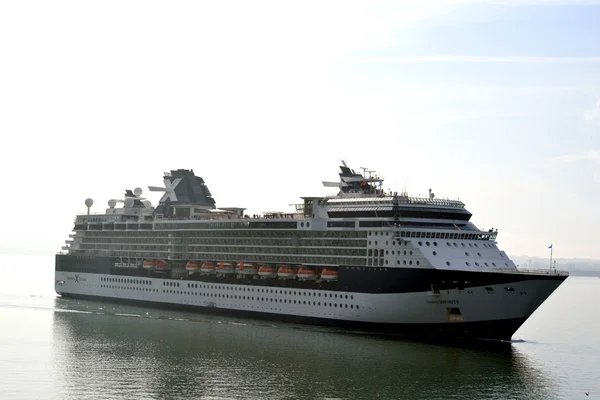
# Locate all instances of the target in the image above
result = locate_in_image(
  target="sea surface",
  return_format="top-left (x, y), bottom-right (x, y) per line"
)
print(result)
top-left (1, 254), bottom-right (599, 400)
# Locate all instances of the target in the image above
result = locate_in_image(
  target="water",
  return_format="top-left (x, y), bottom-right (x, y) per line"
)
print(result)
top-left (1, 254), bottom-right (599, 399)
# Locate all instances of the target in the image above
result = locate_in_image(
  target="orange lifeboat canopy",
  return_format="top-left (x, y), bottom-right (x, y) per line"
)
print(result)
top-left (258, 265), bottom-right (276, 278)
top-left (185, 261), bottom-right (200, 271)
top-left (218, 262), bottom-right (235, 274)
top-left (297, 266), bottom-right (317, 281)
top-left (142, 260), bottom-right (157, 269)
top-left (201, 263), bottom-right (217, 274)
top-left (321, 268), bottom-right (338, 281)
top-left (237, 262), bottom-right (257, 275)
top-left (277, 265), bottom-right (297, 279)
top-left (155, 260), bottom-right (168, 269)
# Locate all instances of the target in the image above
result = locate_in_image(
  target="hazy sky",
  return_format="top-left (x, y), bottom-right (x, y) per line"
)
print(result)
top-left (1, 0), bottom-right (599, 259)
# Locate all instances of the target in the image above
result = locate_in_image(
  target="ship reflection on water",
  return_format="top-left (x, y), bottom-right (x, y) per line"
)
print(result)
top-left (51, 297), bottom-right (559, 400)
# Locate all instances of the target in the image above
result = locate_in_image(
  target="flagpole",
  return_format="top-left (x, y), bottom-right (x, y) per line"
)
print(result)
top-left (549, 245), bottom-right (553, 271)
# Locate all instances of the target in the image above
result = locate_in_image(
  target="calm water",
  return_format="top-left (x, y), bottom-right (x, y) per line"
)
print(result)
top-left (1, 254), bottom-right (599, 399)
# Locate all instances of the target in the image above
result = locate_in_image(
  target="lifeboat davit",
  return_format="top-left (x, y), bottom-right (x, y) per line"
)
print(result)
top-left (297, 267), bottom-right (317, 281)
top-left (142, 260), bottom-right (157, 269)
top-left (200, 263), bottom-right (217, 274)
top-left (236, 262), bottom-right (257, 276)
top-left (217, 262), bottom-right (235, 275)
top-left (277, 265), bottom-right (297, 280)
top-left (185, 261), bottom-right (200, 272)
top-left (321, 268), bottom-right (338, 281)
top-left (258, 265), bottom-right (276, 279)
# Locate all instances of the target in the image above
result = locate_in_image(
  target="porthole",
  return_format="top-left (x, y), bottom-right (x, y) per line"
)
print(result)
top-left (392, 241), bottom-right (396, 245)
top-left (453, 243), bottom-right (458, 247)
top-left (466, 262), bottom-right (470, 266)
top-left (397, 260), bottom-right (400, 265)
top-left (492, 262), bottom-right (496, 267)
top-left (447, 242), bottom-right (451, 247)
top-left (446, 261), bottom-right (451, 266)
top-left (465, 252), bottom-right (469, 256)
top-left (475, 262), bottom-right (480, 266)
top-left (433, 251), bottom-right (437, 256)
top-left (461, 243), bottom-right (465, 247)
top-left (386, 250), bottom-right (389, 255)
top-left (426, 242), bottom-right (430, 246)
top-left (409, 261), bottom-right (412, 265)
top-left (409, 251), bottom-right (413, 255)
top-left (385, 260), bottom-right (388, 264)
top-left (307, 222), bottom-right (310, 227)
top-left (419, 241), bottom-right (423, 246)
top-left (416, 261), bottom-right (420, 265)
top-left (403, 260), bottom-right (407, 265)
top-left (469, 243), bottom-right (473, 247)
top-left (301, 222), bottom-right (304, 227)
top-left (477, 253), bottom-right (481, 257)
top-left (433, 242), bottom-right (438, 246)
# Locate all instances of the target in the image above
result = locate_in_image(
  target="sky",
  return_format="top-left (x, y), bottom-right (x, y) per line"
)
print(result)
top-left (1, 0), bottom-right (599, 259)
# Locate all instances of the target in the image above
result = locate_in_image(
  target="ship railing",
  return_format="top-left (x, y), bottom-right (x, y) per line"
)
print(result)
top-left (512, 268), bottom-right (569, 276)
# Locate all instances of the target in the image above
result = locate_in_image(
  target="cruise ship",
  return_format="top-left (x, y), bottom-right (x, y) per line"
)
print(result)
top-left (55, 162), bottom-right (568, 340)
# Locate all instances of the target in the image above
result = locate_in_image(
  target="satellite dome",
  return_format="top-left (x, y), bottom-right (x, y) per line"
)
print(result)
top-left (134, 187), bottom-right (143, 196)
top-left (124, 198), bottom-right (134, 208)
top-left (85, 198), bottom-right (94, 208)
top-left (108, 199), bottom-right (117, 208)
top-left (143, 200), bottom-right (152, 208)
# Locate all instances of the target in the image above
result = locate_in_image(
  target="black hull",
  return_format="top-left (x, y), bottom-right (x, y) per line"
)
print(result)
top-left (59, 292), bottom-right (527, 341)
top-left (56, 254), bottom-right (567, 294)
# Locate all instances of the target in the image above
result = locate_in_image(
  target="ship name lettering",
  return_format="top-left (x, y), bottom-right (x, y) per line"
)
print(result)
top-left (426, 300), bottom-right (459, 305)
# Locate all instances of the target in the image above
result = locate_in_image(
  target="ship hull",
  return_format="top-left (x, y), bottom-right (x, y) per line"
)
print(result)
top-left (54, 258), bottom-right (567, 341)
top-left (59, 292), bottom-right (528, 340)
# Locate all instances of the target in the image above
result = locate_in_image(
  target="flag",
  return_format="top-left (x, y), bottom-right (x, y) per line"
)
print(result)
top-left (378, 181), bottom-right (383, 188)
top-left (548, 244), bottom-right (553, 249)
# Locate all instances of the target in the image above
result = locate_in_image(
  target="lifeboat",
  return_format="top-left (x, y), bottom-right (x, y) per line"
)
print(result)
top-left (217, 262), bottom-right (235, 275)
top-left (200, 263), bottom-right (217, 275)
top-left (142, 260), bottom-right (157, 269)
top-left (277, 265), bottom-right (297, 280)
top-left (155, 260), bottom-right (168, 270)
top-left (297, 266), bottom-right (317, 281)
top-left (258, 265), bottom-right (276, 279)
top-left (320, 268), bottom-right (338, 282)
top-left (185, 261), bottom-right (200, 272)
top-left (236, 262), bottom-right (257, 276)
